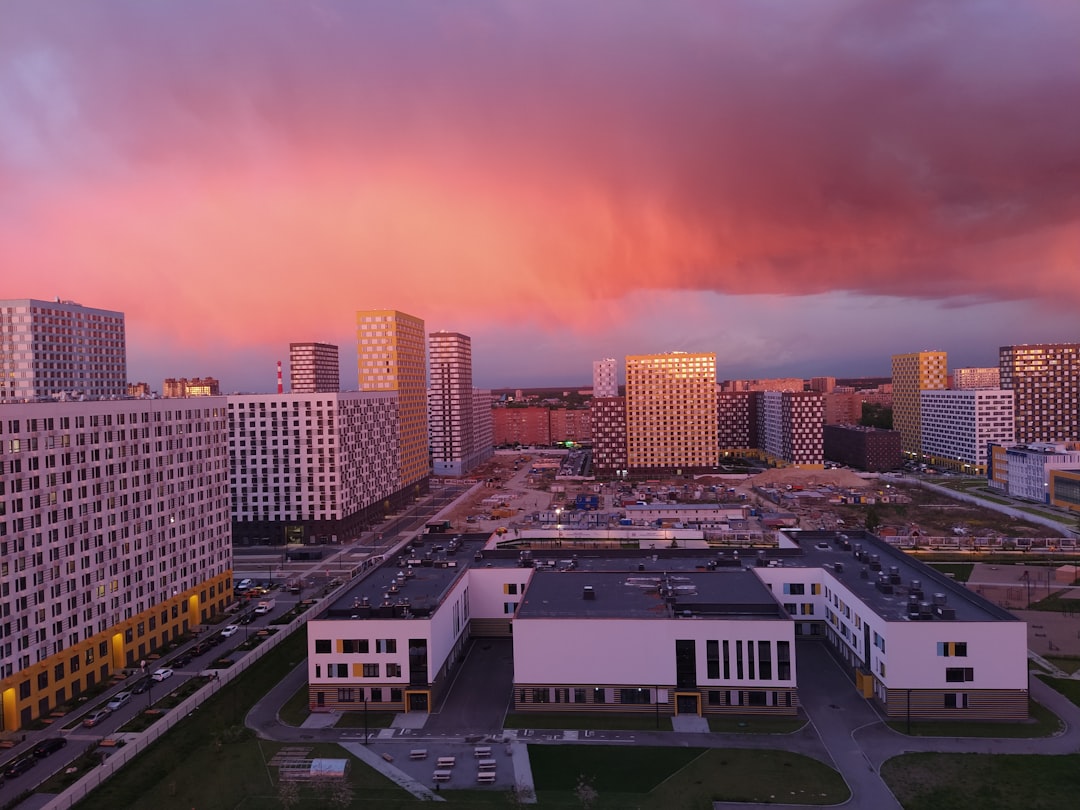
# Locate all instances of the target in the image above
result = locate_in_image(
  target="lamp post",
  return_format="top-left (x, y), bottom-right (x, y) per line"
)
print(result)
top-left (364, 694), bottom-right (369, 745)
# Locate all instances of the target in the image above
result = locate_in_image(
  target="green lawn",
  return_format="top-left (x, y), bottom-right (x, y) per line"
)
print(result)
top-left (882, 753), bottom-right (1080, 810)
top-left (1040, 674), bottom-right (1080, 707)
top-left (885, 699), bottom-right (1060, 738)
top-left (529, 745), bottom-right (848, 807)
top-left (503, 712), bottom-right (673, 731)
top-left (1045, 656), bottom-right (1080, 675)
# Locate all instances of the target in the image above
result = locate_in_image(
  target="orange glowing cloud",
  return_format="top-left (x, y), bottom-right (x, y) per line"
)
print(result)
top-left (3, 0), bottom-right (1080, 364)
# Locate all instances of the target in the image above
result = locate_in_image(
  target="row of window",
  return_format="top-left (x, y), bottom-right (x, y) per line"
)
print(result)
top-left (315, 662), bottom-right (403, 678)
top-left (313, 638), bottom-right (396, 654)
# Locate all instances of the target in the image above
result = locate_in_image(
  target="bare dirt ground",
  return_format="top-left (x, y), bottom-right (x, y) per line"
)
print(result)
top-left (748, 467), bottom-right (874, 490)
top-left (966, 562), bottom-right (1080, 657)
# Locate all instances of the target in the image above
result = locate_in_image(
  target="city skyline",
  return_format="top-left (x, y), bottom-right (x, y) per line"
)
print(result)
top-left (4, 1), bottom-right (1079, 391)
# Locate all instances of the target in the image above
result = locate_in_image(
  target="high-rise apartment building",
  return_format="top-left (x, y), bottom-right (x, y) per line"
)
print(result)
top-left (999, 343), bottom-right (1080, 443)
top-left (920, 389), bottom-right (1015, 474)
top-left (626, 352), bottom-right (718, 473)
top-left (591, 397), bottom-right (627, 476)
top-left (428, 331), bottom-right (491, 476)
top-left (891, 351), bottom-right (948, 458)
top-left (952, 367), bottom-right (1000, 390)
top-left (0, 299), bottom-right (126, 402)
top-left (758, 391), bottom-right (824, 467)
top-left (472, 389), bottom-right (494, 467)
top-left (717, 392), bottom-right (759, 456)
top-left (809, 377), bottom-right (837, 394)
top-left (592, 359), bottom-right (618, 398)
top-left (228, 393), bottom-right (399, 545)
top-left (357, 310), bottom-right (430, 492)
top-left (0, 400), bottom-right (232, 731)
top-left (290, 342), bottom-right (340, 394)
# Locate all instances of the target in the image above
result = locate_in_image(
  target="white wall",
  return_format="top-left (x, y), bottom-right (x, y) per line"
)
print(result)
top-left (513, 618), bottom-right (795, 687)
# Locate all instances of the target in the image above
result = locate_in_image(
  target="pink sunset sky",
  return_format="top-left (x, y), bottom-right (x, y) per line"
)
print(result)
top-left (3, 0), bottom-right (1079, 391)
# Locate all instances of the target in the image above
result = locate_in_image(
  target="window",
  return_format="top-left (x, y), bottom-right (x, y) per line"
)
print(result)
top-left (503, 602), bottom-right (516, 614)
top-left (620, 688), bottom-right (651, 705)
top-left (945, 667), bottom-right (974, 683)
top-left (362, 663), bottom-right (379, 678)
top-left (747, 690), bottom-right (768, 707)
top-left (722, 640), bottom-right (730, 679)
top-left (593, 687), bottom-right (606, 704)
top-left (708, 690), bottom-right (724, 705)
top-left (504, 583), bottom-right (518, 595)
top-left (706, 640), bottom-right (720, 679)
top-left (386, 663), bottom-right (402, 678)
top-left (810, 583), bottom-right (822, 595)
top-left (532, 688), bottom-right (550, 703)
top-left (783, 602), bottom-right (797, 614)
top-left (370, 688), bottom-right (383, 702)
top-left (945, 693), bottom-right (969, 709)
top-left (342, 639), bottom-right (368, 654)
top-left (758, 641), bottom-right (772, 680)
top-left (783, 583), bottom-right (805, 595)
top-left (777, 641), bottom-right (791, 681)
top-left (338, 688), bottom-right (354, 702)
top-left (376, 639), bottom-right (397, 654)
top-left (800, 603), bottom-right (814, 615)
top-left (937, 642), bottom-right (968, 657)
top-left (315, 639), bottom-right (331, 654)
top-left (573, 688), bottom-right (586, 703)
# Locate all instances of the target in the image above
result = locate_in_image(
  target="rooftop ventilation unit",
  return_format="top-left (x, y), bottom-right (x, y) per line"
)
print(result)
top-left (583, 586), bottom-right (596, 600)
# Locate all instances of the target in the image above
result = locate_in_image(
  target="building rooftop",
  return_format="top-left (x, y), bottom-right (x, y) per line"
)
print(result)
top-left (787, 530), bottom-right (1019, 623)
top-left (516, 568), bottom-right (785, 620)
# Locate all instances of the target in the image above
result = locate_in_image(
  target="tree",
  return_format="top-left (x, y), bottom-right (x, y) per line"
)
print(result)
top-left (277, 778), bottom-right (299, 809)
top-left (865, 506), bottom-right (882, 534)
top-left (575, 774), bottom-right (599, 810)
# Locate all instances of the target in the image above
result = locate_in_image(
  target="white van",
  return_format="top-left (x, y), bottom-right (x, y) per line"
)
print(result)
top-left (236, 578), bottom-right (253, 591)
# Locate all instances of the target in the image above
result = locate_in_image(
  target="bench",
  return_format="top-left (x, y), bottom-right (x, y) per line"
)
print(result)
top-left (478, 759), bottom-right (497, 771)
top-left (476, 771), bottom-right (497, 784)
top-left (409, 749), bottom-right (428, 760)
top-left (473, 746), bottom-right (492, 758)
top-left (433, 769), bottom-right (452, 782)
top-left (436, 756), bottom-right (456, 768)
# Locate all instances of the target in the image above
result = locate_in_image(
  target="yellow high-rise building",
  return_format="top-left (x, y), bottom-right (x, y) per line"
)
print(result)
top-left (626, 352), bottom-right (718, 472)
top-left (357, 310), bottom-right (431, 489)
top-left (891, 351), bottom-right (948, 458)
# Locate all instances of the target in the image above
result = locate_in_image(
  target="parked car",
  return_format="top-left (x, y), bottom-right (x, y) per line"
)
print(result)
top-left (106, 691), bottom-right (132, 710)
top-left (31, 738), bottom-right (67, 759)
top-left (132, 677), bottom-right (152, 694)
top-left (4, 756), bottom-right (36, 779)
top-left (220, 625), bottom-right (240, 638)
top-left (236, 578), bottom-right (253, 591)
top-left (151, 667), bottom-right (174, 681)
top-left (83, 708), bottom-right (112, 727)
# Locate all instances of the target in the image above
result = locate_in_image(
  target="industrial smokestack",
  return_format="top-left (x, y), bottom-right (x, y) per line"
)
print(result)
top-left (277, 360), bottom-right (283, 394)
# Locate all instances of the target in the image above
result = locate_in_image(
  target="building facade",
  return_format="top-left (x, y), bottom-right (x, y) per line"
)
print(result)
top-left (717, 392), bottom-right (760, 458)
top-left (626, 353), bottom-right (718, 473)
top-left (0, 299), bottom-right (127, 403)
top-left (0, 400), bottom-right (233, 731)
top-left (952, 367), bottom-right (1000, 390)
top-left (1049, 469), bottom-right (1080, 513)
top-left (163, 377), bottom-right (220, 398)
top-left (590, 396), bottom-right (627, 476)
top-left (823, 425), bottom-right (903, 472)
top-left (920, 389), bottom-right (1015, 475)
top-left (988, 443), bottom-right (1080, 503)
top-left (592, 359), bottom-right (618, 398)
top-left (549, 409), bottom-right (592, 444)
top-left (290, 342), bottom-right (340, 394)
top-left (357, 310), bottom-right (430, 493)
top-left (428, 332), bottom-right (492, 477)
top-left (999, 343), bottom-right (1080, 444)
top-left (758, 391), bottom-right (824, 468)
top-left (227, 393), bottom-right (400, 545)
top-left (892, 351), bottom-right (948, 458)
top-left (492, 407), bottom-right (552, 446)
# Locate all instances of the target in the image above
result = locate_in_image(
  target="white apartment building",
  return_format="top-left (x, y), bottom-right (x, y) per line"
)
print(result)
top-left (0, 299), bottom-right (127, 403)
top-left (592, 358), bottom-right (618, 398)
top-left (920, 389), bottom-right (1015, 474)
top-left (989, 443), bottom-right (1080, 503)
top-left (0, 399), bottom-right (233, 731)
top-left (428, 332), bottom-right (491, 477)
top-left (227, 393), bottom-right (400, 546)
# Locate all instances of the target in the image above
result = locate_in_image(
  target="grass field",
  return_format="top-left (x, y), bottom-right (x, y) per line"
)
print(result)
top-left (881, 752), bottom-right (1080, 810)
top-left (927, 562), bottom-right (975, 582)
top-left (529, 745), bottom-right (849, 808)
top-left (885, 698), bottom-right (1060, 738)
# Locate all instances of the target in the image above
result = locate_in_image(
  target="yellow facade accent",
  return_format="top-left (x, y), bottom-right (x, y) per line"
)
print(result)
top-left (0, 571), bottom-right (232, 732)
